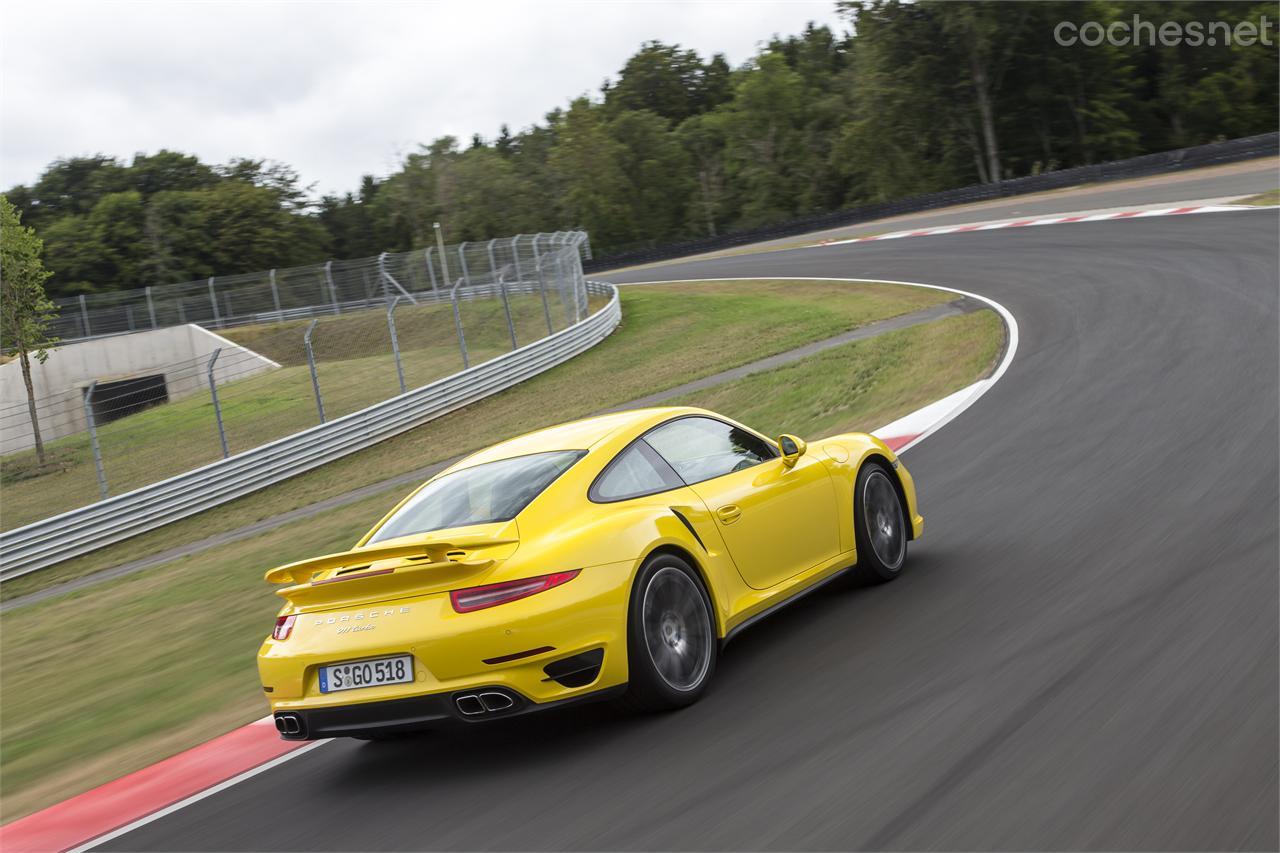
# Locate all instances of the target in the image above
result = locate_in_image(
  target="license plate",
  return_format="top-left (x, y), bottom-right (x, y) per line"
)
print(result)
top-left (319, 654), bottom-right (414, 693)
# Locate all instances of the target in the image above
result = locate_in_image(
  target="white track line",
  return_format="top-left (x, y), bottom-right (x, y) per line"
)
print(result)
top-left (620, 277), bottom-right (1019, 454)
top-left (66, 740), bottom-right (329, 853)
top-left (820, 203), bottom-right (1272, 246)
top-left (67, 276), bottom-right (1017, 851)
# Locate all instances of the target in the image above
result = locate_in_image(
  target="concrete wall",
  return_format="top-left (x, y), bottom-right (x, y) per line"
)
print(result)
top-left (0, 325), bottom-right (278, 455)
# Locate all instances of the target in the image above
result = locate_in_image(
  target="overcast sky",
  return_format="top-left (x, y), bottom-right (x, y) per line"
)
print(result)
top-left (2, 1), bottom-right (844, 197)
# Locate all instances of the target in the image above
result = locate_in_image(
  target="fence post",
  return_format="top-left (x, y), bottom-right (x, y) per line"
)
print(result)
top-left (516, 235), bottom-right (552, 336)
top-left (145, 286), bottom-right (158, 328)
top-left (387, 297), bottom-right (407, 395)
top-left (208, 277), bottom-right (222, 328)
top-left (554, 249), bottom-right (573, 326)
top-left (378, 252), bottom-right (418, 305)
top-left (304, 319), bottom-right (326, 423)
top-left (534, 248), bottom-right (554, 335)
top-left (509, 235), bottom-right (524, 283)
top-left (487, 239), bottom-right (517, 350)
top-left (497, 270), bottom-right (518, 350)
top-left (207, 348), bottom-right (229, 458)
top-left (325, 260), bottom-right (341, 315)
top-left (434, 222), bottom-right (452, 285)
top-left (450, 278), bottom-right (470, 369)
top-left (378, 253), bottom-right (390, 304)
top-left (425, 247), bottom-right (438, 293)
top-left (82, 381), bottom-right (108, 499)
top-left (573, 234), bottom-right (588, 319)
top-left (457, 243), bottom-right (472, 288)
top-left (270, 269), bottom-right (282, 319)
top-left (78, 294), bottom-right (91, 338)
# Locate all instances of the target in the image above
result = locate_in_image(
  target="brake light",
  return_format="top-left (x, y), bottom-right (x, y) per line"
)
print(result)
top-left (450, 570), bottom-right (580, 613)
top-left (272, 614), bottom-right (297, 640)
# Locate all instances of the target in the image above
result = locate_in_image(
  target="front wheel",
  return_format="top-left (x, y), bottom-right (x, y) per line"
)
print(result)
top-left (623, 553), bottom-right (717, 711)
top-left (853, 463), bottom-right (908, 583)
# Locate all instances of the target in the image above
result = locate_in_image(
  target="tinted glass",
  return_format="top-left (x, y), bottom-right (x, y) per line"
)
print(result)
top-left (645, 417), bottom-right (777, 484)
top-left (369, 450), bottom-right (584, 543)
top-left (591, 440), bottom-right (683, 502)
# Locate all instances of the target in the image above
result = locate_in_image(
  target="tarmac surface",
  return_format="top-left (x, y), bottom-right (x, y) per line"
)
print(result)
top-left (101, 208), bottom-right (1278, 850)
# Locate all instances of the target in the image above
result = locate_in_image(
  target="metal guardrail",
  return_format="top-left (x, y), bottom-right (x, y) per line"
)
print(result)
top-left (0, 281), bottom-right (620, 580)
top-left (584, 132), bottom-right (1280, 271)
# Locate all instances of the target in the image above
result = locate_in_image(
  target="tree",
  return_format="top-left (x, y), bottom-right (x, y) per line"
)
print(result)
top-left (609, 110), bottom-right (693, 244)
top-left (675, 111), bottom-right (729, 236)
top-left (548, 99), bottom-right (635, 248)
top-left (0, 196), bottom-right (59, 465)
top-left (718, 53), bottom-right (809, 226)
top-left (129, 150), bottom-right (219, 197)
top-left (16, 155), bottom-right (129, 228)
top-left (605, 42), bottom-right (707, 124)
top-left (697, 54), bottom-right (733, 113)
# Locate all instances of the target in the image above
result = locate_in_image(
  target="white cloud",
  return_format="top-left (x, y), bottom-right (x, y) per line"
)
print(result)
top-left (1, 0), bottom-right (844, 196)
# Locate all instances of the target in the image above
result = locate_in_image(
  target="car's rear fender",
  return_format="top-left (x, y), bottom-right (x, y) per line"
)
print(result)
top-left (815, 434), bottom-right (924, 543)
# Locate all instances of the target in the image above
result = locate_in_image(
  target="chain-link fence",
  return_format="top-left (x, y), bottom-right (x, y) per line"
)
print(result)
top-left (46, 231), bottom-right (592, 344)
top-left (1, 232), bottom-right (592, 530)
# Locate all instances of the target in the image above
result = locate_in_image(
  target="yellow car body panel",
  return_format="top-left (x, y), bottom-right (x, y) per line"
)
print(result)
top-left (257, 407), bottom-right (922, 736)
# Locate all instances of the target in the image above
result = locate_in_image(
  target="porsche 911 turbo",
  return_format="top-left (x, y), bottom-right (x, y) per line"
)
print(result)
top-left (259, 407), bottom-right (923, 740)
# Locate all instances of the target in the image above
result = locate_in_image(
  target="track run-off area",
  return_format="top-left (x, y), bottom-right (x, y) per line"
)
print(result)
top-left (14, 202), bottom-right (1280, 850)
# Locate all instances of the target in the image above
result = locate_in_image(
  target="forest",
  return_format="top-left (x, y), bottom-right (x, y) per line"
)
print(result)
top-left (7, 0), bottom-right (1277, 298)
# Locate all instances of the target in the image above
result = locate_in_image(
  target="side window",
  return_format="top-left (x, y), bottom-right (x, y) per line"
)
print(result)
top-left (590, 440), bottom-right (684, 502)
top-left (644, 417), bottom-right (777, 485)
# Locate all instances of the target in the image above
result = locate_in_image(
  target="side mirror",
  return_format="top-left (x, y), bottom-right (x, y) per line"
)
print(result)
top-left (778, 434), bottom-right (807, 468)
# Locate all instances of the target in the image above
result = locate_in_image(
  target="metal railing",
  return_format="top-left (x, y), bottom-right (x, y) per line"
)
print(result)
top-left (2, 233), bottom-right (590, 526)
top-left (0, 281), bottom-right (620, 580)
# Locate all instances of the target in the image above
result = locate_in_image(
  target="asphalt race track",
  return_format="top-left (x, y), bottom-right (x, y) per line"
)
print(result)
top-left (101, 210), bottom-right (1279, 851)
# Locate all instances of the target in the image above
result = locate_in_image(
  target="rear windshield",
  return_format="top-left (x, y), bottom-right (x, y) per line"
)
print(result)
top-left (368, 450), bottom-right (585, 543)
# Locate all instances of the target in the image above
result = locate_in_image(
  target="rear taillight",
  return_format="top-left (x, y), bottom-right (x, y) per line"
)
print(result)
top-left (450, 570), bottom-right (580, 613)
top-left (272, 614), bottom-right (297, 640)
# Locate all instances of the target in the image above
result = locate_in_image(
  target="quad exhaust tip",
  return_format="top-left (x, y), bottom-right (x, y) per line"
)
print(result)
top-left (454, 690), bottom-right (516, 716)
top-left (274, 714), bottom-right (302, 735)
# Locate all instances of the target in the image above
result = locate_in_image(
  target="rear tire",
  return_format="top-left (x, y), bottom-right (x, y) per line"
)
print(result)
top-left (853, 462), bottom-right (908, 583)
top-left (622, 553), bottom-right (717, 711)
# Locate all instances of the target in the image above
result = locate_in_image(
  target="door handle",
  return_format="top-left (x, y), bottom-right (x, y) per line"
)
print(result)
top-left (716, 505), bottom-right (742, 524)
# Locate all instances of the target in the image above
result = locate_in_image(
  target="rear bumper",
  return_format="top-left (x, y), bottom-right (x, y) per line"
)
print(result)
top-left (273, 680), bottom-right (625, 740)
top-left (260, 560), bottom-right (634, 714)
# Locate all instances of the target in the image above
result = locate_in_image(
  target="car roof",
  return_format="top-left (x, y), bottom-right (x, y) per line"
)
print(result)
top-left (444, 407), bottom-right (710, 472)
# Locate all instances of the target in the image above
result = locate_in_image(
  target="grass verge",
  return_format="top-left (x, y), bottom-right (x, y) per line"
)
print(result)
top-left (1232, 189), bottom-right (1280, 206)
top-left (2, 280), bottom-right (950, 602)
top-left (1, 294), bottom-right (582, 531)
top-left (0, 297), bottom-right (1002, 820)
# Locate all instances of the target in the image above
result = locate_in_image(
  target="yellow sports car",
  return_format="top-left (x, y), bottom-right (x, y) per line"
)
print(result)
top-left (259, 407), bottom-right (923, 739)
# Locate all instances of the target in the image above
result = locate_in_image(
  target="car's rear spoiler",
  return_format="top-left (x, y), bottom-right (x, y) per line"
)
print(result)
top-left (264, 536), bottom-right (517, 586)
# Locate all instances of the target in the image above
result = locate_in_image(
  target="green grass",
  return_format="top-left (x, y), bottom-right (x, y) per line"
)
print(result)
top-left (0, 294), bottom-right (1001, 820)
top-left (672, 310), bottom-right (1003, 436)
top-left (0, 295), bottom-right (580, 531)
top-left (0, 488), bottom-right (397, 821)
top-left (1233, 189), bottom-right (1280, 206)
top-left (2, 280), bottom-right (952, 602)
